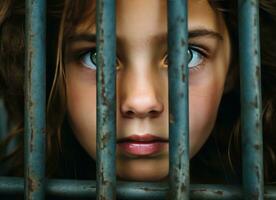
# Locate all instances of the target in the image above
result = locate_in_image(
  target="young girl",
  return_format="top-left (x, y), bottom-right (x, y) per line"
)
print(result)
top-left (0, 0), bottom-right (276, 192)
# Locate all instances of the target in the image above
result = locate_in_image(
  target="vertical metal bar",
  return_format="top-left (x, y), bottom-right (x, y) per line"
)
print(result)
top-left (0, 99), bottom-right (8, 175)
top-left (0, 99), bottom-right (8, 142)
top-left (25, 0), bottom-right (46, 199)
top-left (96, 0), bottom-right (116, 199)
top-left (167, 0), bottom-right (189, 199)
top-left (238, 0), bottom-right (264, 199)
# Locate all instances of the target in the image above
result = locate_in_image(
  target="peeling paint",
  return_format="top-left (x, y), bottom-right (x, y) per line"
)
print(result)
top-left (239, 0), bottom-right (264, 199)
top-left (96, 0), bottom-right (116, 199)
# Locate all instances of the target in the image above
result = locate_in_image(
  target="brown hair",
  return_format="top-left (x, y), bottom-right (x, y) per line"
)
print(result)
top-left (0, 0), bottom-right (276, 183)
top-left (191, 0), bottom-right (276, 184)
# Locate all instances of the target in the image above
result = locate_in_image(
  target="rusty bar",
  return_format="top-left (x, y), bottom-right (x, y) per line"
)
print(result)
top-left (96, 0), bottom-right (117, 199)
top-left (24, 0), bottom-right (46, 199)
top-left (0, 99), bottom-right (7, 143)
top-left (0, 99), bottom-right (8, 175)
top-left (167, 0), bottom-right (189, 199)
top-left (238, 0), bottom-right (264, 199)
top-left (1, 177), bottom-right (276, 199)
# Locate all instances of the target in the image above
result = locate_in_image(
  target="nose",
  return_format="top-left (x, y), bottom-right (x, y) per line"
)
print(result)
top-left (119, 69), bottom-right (164, 119)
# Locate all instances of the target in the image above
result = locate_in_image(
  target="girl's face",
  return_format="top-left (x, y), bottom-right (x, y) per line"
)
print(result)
top-left (65, 0), bottom-right (230, 181)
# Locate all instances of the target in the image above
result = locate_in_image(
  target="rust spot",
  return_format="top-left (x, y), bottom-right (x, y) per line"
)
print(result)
top-left (99, 166), bottom-right (107, 185)
top-left (253, 144), bottom-right (260, 150)
top-left (214, 190), bottom-right (223, 196)
top-left (28, 50), bottom-right (33, 81)
top-left (99, 195), bottom-right (106, 200)
top-left (28, 177), bottom-right (36, 193)
top-left (255, 66), bottom-right (260, 79)
top-left (99, 64), bottom-right (109, 107)
top-left (28, 100), bottom-right (34, 108)
top-left (181, 64), bottom-right (187, 81)
top-left (182, 74), bottom-right (186, 82)
top-left (181, 183), bottom-right (187, 192)
top-left (255, 121), bottom-right (260, 129)
top-left (190, 189), bottom-right (207, 195)
top-left (250, 96), bottom-right (258, 108)
top-left (142, 187), bottom-right (149, 192)
top-left (255, 166), bottom-right (260, 181)
top-left (101, 133), bottom-right (109, 149)
top-left (181, 39), bottom-right (186, 47)
top-left (30, 129), bottom-right (34, 152)
top-left (169, 113), bottom-right (175, 124)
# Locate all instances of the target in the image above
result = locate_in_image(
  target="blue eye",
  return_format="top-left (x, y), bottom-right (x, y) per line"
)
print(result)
top-left (187, 48), bottom-right (204, 69)
top-left (81, 50), bottom-right (97, 70)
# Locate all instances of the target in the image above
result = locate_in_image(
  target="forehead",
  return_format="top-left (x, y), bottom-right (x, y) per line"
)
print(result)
top-left (73, 0), bottom-right (224, 36)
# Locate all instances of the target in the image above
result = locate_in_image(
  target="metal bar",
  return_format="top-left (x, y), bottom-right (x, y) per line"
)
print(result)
top-left (238, 0), bottom-right (264, 199)
top-left (96, 0), bottom-right (117, 199)
top-left (0, 99), bottom-right (8, 142)
top-left (25, 0), bottom-right (46, 199)
top-left (0, 99), bottom-right (8, 175)
top-left (1, 178), bottom-right (276, 199)
top-left (167, 0), bottom-right (189, 199)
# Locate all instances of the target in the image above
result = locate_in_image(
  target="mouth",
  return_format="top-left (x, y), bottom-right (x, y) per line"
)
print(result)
top-left (117, 134), bottom-right (168, 156)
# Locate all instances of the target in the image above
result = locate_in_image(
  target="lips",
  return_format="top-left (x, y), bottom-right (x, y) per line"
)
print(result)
top-left (117, 134), bottom-right (168, 156)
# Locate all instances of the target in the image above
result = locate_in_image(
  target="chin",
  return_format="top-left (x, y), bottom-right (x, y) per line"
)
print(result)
top-left (117, 172), bottom-right (168, 182)
top-left (116, 158), bottom-right (169, 182)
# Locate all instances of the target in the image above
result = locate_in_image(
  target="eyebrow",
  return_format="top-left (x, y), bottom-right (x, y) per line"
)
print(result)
top-left (68, 34), bottom-right (96, 43)
top-left (67, 28), bottom-right (223, 44)
top-left (189, 28), bottom-right (224, 41)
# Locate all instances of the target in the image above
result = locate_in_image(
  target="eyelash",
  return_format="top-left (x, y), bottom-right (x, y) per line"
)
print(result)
top-left (188, 45), bottom-right (208, 71)
top-left (78, 48), bottom-right (122, 70)
top-left (78, 44), bottom-right (208, 72)
top-left (163, 45), bottom-right (208, 72)
top-left (78, 48), bottom-right (97, 70)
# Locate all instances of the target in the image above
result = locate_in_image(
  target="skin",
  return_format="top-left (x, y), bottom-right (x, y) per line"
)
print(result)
top-left (64, 0), bottom-right (231, 181)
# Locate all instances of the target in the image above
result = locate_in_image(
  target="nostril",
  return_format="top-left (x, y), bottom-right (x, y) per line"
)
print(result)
top-left (148, 110), bottom-right (161, 118)
top-left (122, 104), bottom-right (164, 118)
top-left (125, 110), bottom-right (135, 118)
top-left (120, 96), bottom-right (164, 118)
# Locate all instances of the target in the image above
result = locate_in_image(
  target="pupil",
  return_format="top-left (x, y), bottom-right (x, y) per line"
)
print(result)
top-left (188, 49), bottom-right (193, 63)
top-left (91, 52), bottom-right (97, 65)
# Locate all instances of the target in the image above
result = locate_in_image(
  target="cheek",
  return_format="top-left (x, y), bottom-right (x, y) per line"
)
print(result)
top-left (189, 75), bottom-right (225, 157)
top-left (66, 76), bottom-right (97, 160)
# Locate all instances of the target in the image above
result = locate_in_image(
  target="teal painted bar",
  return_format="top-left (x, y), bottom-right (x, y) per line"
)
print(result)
top-left (96, 0), bottom-right (117, 199)
top-left (24, 0), bottom-right (46, 199)
top-left (238, 0), bottom-right (264, 199)
top-left (0, 0), bottom-right (47, 197)
top-left (167, 0), bottom-right (189, 199)
top-left (0, 99), bottom-right (7, 143)
top-left (1, 177), bottom-right (276, 199)
top-left (0, 0), bottom-right (268, 200)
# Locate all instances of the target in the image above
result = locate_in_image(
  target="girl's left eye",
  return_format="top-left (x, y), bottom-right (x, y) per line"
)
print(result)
top-left (80, 49), bottom-right (97, 70)
top-left (187, 47), bottom-right (205, 69)
top-left (163, 46), bottom-right (206, 70)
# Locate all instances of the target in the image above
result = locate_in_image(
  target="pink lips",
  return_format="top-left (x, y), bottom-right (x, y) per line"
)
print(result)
top-left (117, 134), bottom-right (168, 156)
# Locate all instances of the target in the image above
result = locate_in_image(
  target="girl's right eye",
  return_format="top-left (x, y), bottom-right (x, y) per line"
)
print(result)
top-left (80, 49), bottom-right (97, 70)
